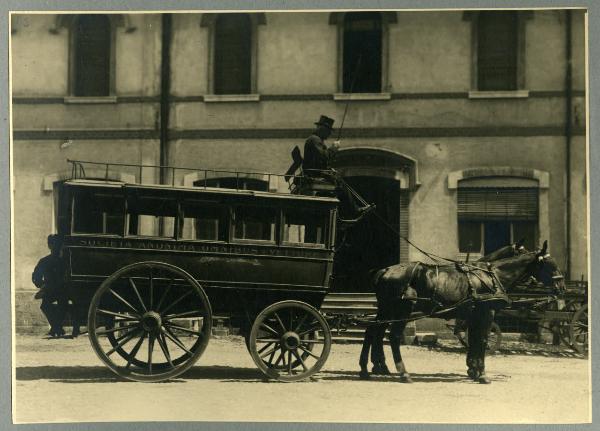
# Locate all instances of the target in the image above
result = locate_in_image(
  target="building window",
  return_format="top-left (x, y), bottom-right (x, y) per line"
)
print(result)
top-left (343, 12), bottom-right (382, 93)
top-left (465, 10), bottom-right (532, 92)
top-left (72, 15), bottom-right (112, 97)
top-left (330, 12), bottom-right (396, 94)
top-left (477, 12), bottom-right (518, 91)
top-left (201, 13), bottom-right (265, 95)
top-left (214, 14), bottom-right (252, 94)
top-left (457, 187), bottom-right (538, 256)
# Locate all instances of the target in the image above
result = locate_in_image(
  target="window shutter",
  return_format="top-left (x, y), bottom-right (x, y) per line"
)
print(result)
top-left (458, 188), bottom-right (538, 221)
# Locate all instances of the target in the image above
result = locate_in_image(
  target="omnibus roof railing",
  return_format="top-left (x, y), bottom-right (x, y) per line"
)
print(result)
top-left (67, 159), bottom-right (331, 192)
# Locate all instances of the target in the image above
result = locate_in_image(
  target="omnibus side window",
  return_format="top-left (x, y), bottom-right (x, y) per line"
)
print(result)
top-left (72, 189), bottom-right (124, 235)
top-left (126, 195), bottom-right (177, 238)
top-left (180, 201), bottom-right (227, 241)
top-left (233, 205), bottom-right (276, 242)
top-left (283, 208), bottom-right (327, 247)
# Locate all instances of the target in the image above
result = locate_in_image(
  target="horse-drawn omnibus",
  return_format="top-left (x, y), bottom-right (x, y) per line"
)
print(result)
top-left (55, 160), bottom-right (338, 382)
top-left (47, 159), bottom-right (569, 384)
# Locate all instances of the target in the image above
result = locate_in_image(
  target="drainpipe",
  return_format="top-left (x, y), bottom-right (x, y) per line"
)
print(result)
top-left (564, 9), bottom-right (572, 279)
top-left (159, 13), bottom-right (172, 237)
top-left (159, 13), bottom-right (172, 185)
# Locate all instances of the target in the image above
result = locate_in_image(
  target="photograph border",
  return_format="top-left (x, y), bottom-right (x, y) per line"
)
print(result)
top-left (1, 0), bottom-right (597, 430)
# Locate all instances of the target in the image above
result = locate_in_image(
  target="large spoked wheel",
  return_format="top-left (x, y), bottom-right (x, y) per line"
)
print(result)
top-left (455, 320), bottom-right (502, 352)
top-left (248, 301), bottom-right (331, 382)
top-left (569, 304), bottom-right (588, 354)
top-left (88, 261), bottom-right (212, 382)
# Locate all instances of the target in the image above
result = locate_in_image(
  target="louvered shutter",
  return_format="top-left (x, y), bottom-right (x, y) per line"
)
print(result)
top-left (399, 191), bottom-right (409, 262)
top-left (458, 188), bottom-right (538, 221)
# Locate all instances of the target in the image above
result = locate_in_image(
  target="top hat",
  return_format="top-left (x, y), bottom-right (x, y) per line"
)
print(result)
top-left (314, 115), bottom-right (335, 129)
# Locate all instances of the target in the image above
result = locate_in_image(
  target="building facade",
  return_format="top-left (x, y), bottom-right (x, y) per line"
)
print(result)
top-left (11, 10), bottom-right (587, 330)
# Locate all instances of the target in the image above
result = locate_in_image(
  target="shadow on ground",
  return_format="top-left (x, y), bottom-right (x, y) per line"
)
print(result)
top-left (16, 365), bottom-right (510, 384)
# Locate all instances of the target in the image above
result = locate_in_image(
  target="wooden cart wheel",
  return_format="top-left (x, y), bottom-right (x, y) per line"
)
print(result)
top-left (455, 320), bottom-right (502, 352)
top-left (248, 300), bottom-right (331, 382)
top-left (569, 303), bottom-right (588, 354)
top-left (88, 261), bottom-right (212, 382)
top-left (553, 300), bottom-right (582, 347)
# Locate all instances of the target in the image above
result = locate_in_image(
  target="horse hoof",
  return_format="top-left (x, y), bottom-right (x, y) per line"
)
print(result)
top-left (359, 370), bottom-right (371, 380)
top-left (372, 364), bottom-right (391, 375)
top-left (478, 375), bottom-right (491, 384)
top-left (399, 374), bottom-right (413, 383)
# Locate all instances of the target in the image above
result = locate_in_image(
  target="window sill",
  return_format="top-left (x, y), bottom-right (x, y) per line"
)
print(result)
top-left (468, 90), bottom-right (530, 99)
top-left (204, 94), bottom-right (261, 103)
top-left (333, 93), bottom-right (392, 101)
top-left (64, 96), bottom-right (118, 104)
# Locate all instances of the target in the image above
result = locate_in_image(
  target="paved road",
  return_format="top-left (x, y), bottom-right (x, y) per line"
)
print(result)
top-left (14, 335), bottom-right (590, 424)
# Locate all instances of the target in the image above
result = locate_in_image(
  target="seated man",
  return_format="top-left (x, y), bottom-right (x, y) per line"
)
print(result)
top-left (302, 115), bottom-right (374, 221)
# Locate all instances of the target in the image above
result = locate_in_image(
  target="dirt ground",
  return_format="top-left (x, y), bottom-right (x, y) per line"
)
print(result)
top-left (13, 334), bottom-right (590, 424)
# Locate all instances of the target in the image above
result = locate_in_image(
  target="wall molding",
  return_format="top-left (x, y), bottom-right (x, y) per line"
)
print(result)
top-left (447, 166), bottom-right (550, 189)
top-left (11, 90), bottom-right (585, 105)
top-left (13, 126), bottom-right (586, 141)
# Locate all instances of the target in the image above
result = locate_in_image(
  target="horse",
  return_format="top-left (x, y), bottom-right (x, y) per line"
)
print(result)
top-left (359, 240), bottom-right (564, 384)
top-left (365, 241), bottom-right (528, 377)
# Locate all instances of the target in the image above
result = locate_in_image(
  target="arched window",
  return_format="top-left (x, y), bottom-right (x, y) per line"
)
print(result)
top-left (73, 15), bottom-right (111, 97)
top-left (342, 12), bottom-right (382, 93)
top-left (214, 14), bottom-right (252, 95)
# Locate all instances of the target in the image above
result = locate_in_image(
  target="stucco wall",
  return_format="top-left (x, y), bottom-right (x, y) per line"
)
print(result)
top-left (10, 10), bottom-right (588, 332)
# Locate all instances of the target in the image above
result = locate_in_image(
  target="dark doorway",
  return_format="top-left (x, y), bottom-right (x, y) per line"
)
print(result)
top-left (484, 221), bottom-right (511, 255)
top-left (332, 176), bottom-right (400, 292)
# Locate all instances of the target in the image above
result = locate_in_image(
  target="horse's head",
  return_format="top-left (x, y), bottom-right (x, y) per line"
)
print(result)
top-left (530, 241), bottom-right (566, 293)
top-left (490, 241), bottom-right (565, 293)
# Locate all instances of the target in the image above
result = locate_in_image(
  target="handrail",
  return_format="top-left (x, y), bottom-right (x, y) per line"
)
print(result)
top-left (66, 159), bottom-right (332, 193)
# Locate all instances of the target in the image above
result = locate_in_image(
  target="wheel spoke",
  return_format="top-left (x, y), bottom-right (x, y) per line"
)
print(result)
top-left (273, 348), bottom-right (285, 366)
top-left (301, 339), bottom-right (324, 345)
top-left (147, 334), bottom-right (155, 374)
top-left (95, 323), bottom-right (139, 336)
top-left (156, 278), bottom-right (174, 312)
top-left (97, 309), bottom-right (140, 322)
top-left (257, 342), bottom-right (274, 354)
top-left (149, 267), bottom-right (154, 310)
top-left (162, 326), bottom-right (193, 356)
top-left (259, 344), bottom-right (279, 359)
top-left (266, 349), bottom-right (276, 366)
top-left (292, 350), bottom-right (308, 371)
top-left (129, 278), bottom-right (147, 312)
top-left (260, 323), bottom-right (279, 337)
top-left (297, 324), bottom-right (322, 337)
top-left (273, 312), bottom-right (287, 332)
top-left (106, 328), bottom-right (142, 357)
top-left (160, 290), bottom-right (193, 316)
top-left (163, 310), bottom-right (204, 321)
top-left (108, 289), bottom-right (141, 316)
top-left (125, 332), bottom-right (146, 370)
top-left (298, 344), bottom-right (320, 360)
top-left (157, 332), bottom-right (174, 369)
top-left (288, 351), bottom-right (292, 375)
top-left (256, 338), bottom-right (280, 343)
top-left (294, 313), bottom-right (309, 332)
top-left (164, 322), bottom-right (204, 337)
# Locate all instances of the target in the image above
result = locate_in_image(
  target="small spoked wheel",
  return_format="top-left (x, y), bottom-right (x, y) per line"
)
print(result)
top-left (88, 262), bottom-right (212, 382)
top-left (569, 304), bottom-right (588, 354)
top-left (248, 301), bottom-right (331, 382)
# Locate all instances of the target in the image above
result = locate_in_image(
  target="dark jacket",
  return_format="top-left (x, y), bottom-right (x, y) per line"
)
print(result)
top-left (303, 134), bottom-right (336, 176)
top-left (32, 254), bottom-right (63, 291)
